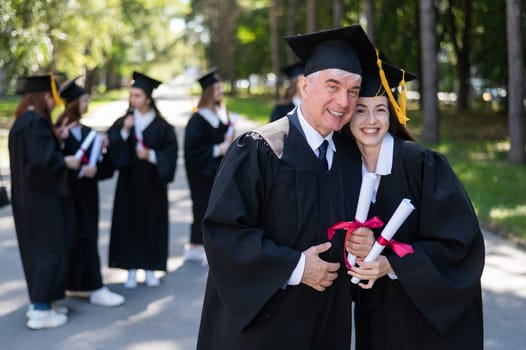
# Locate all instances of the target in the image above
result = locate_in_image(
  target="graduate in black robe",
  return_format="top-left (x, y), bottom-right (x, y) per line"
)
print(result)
top-left (344, 59), bottom-right (485, 349)
top-left (183, 68), bottom-right (232, 262)
top-left (269, 62), bottom-right (304, 123)
top-left (8, 74), bottom-right (81, 329)
top-left (107, 71), bottom-right (178, 288)
top-left (57, 77), bottom-right (124, 307)
top-left (197, 26), bottom-right (377, 350)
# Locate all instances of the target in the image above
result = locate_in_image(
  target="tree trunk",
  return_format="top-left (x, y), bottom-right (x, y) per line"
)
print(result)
top-left (286, 0), bottom-right (297, 64)
top-left (307, 0), bottom-right (316, 32)
top-left (363, 0), bottom-right (375, 44)
top-left (270, 0), bottom-right (280, 99)
top-left (333, 0), bottom-right (343, 28)
top-left (506, 0), bottom-right (525, 164)
top-left (420, 0), bottom-right (440, 143)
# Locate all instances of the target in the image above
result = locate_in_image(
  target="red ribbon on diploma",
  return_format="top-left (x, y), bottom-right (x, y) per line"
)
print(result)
top-left (327, 217), bottom-right (384, 269)
top-left (376, 236), bottom-right (414, 258)
top-left (133, 134), bottom-right (148, 150)
top-left (80, 149), bottom-right (89, 164)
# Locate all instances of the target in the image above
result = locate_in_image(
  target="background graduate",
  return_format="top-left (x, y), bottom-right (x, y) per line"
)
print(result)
top-left (9, 74), bottom-right (81, 329)
top-left (183, 68), bottom-right (234, 262)
top-left (197, 26), bottom-right (376, 350)
top-left (269, 62), bottom-right (304, 123)
top-left (106, 71), bottom-right (178, 288)
top-left (56, 77), bottom-right (124, 307)
top-left (344, 58), bottom-right (485, 349)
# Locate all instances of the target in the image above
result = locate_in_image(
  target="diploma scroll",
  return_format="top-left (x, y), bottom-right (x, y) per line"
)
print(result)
top-left (351, 198), bottom-right (415, 284)
top-left (347, 172), bottom-right (378, 267)
top-left (225, 113), bottom-right (238, 139)
top-left (135, 126), bottom-right (144, 151)
top-left (74, 130), bottom-right (97, 160)
top-left (78, 133), bottom-right (103, 178)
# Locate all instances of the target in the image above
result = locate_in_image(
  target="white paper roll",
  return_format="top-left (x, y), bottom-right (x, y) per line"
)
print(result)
top-left (351, 198), bottom-right (415, 284)
top-left (74, 130), bottom-right (97, 159)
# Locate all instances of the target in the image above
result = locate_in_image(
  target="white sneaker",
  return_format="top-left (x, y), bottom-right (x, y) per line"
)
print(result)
top-left (26, 304), bottom-right (68, 318)
top-left (89, 287), bottom-right (125, 307)
top-left (145, 270), bottom-right (160, 287)
top-left (184, 244), bottom-right (205, 262)
top-left (124, 269), bottom-right (137, 289)
top-left (26, 310), bottom-right (68, 330)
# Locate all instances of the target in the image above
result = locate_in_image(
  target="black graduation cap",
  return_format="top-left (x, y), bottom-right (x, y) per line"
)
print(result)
top-left (132, 71), bottom-right (162, 96)
top-left (59, 76), bottom-right (87, 103)
top-left (359, 58), bottom-right (417, 97)
top-left (15, 75), bottom-right (55, 95)
top-left (197, 68), bottom-right (220, 90)
top-left (284, 25), bottom-right (376, 76)
top-left (281, 62), bottom-right (305, 79)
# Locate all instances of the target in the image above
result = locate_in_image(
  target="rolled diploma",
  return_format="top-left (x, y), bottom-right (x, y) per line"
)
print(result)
top-left (135, 126), bottom-right (144, 151)
top-left (347, 172), bottom-right (378, 267)
top-left (225, 113), bottom-right (238, 138)
top-left (74, 130), bottom-right (97, 159)
top-left (78, 133), bottom-right (103, 178)
top-left (88, 134), bottom-right (103, 167)
top-left (351, 198), bottom-right (415, 284)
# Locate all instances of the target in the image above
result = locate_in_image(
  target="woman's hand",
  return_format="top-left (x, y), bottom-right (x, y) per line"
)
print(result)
top-left (347, 255), bottom-right (394, 289)
top-left (345, 227), bottom-right (374, 259)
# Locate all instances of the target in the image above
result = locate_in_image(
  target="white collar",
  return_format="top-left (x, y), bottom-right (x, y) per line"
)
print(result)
top-left (133, 109), bottom-right (156, 132)
top-left (198, 108), bottom-right (220, 128)
top-left (361, 133), bottom-right (394, 203)
top-left (297, 106), bottom-right (335, 169)
top-left (70, 124), bottom-right (82, 141)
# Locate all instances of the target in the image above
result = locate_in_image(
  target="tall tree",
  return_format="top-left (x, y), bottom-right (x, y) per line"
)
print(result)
top-left (420, 0), bottom-right (440, 143)
top-left (506, 0), bottom-right (525, 164)
top-left (286, 0), bottom-right (298, 63)
top-left (333, 0), bottom-right (343, 28)
top-left (270, 0), bottom-right (280, 99)
top-left (307, 0), bottom-right (315, 32)
top-left (442, 0), bottom-right (473, 111)
top-left (364, 0), bottom-right (375, 44)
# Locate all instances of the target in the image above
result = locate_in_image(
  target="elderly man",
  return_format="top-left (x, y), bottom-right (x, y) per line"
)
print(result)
top-left (197, 25), bottom-right (376, 350)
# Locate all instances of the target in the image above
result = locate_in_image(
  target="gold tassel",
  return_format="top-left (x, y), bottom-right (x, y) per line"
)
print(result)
top-left (50, 74), bottom-right (64, 107)
top-left (375, 50), bottom-right (409, 125)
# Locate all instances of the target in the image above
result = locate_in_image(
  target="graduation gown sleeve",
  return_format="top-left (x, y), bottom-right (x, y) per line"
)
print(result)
top-left (383, 140), bottom-right (485, 335)
top-left (202, 132), bottom-right (301, 332)
top-left (148, 119), bottom-right (178, 183)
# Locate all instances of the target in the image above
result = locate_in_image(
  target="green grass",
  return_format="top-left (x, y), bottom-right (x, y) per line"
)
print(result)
top-left (225, 96), bottom-right (526, 243)
top-left (225, 94), bottom-right (274, 124)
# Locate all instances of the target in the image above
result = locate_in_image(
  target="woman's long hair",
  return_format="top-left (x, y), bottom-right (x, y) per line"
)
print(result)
top-left (15, 92), bottom-right (52, 120)
top-left (56, 98), bottom-right (81, 126)
top-left (123, 93), bottom-right (163, 118)
top-left (197, 84), bottom-right (219, 112)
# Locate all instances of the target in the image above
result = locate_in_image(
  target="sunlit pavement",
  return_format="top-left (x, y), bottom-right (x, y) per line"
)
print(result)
top-left (0, 84), bottom-right (524, 349)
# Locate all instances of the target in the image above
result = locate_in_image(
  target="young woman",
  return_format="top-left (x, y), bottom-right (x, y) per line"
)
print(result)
top-left (106, 71), bottom-right (178, 288)
top-left (57, 77), bottom-right (124, 306)
top-left (345, 59), bottom-right (485, 349)
top-left (183, 68), bottom-right (234, 262)
top-left (269, 62), bottom-right (304, 123)
top-left (9, 74), bottom-right (81, 329)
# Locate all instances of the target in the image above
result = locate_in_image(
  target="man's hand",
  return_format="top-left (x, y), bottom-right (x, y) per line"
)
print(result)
top-left (301, 242), bottom-right (340, 292)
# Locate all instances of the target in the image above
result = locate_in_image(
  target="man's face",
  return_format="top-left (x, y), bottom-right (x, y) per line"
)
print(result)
top-left (300, 69), bottom-right (361, 137)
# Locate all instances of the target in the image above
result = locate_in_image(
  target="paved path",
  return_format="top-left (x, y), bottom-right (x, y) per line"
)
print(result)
top-left (0, 84), bottom-right (524, 349)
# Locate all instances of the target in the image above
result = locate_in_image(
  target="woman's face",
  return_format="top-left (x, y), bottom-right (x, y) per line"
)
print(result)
top-left (78, 94), bottom-right (90, 114)
top-left (350, 96), bottom-right (390, 154)
top-left (213, 82), bottom-right (223, 103)
top-left (129, 87), bottom-right (150, 111)
top-left (45, 93), bottom-right (56, 111)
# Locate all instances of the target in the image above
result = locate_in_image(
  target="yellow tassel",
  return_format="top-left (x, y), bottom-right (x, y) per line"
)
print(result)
top-left (400, 70), bottom-right (407, 118)
top-left (375, 50), bottom-right (409, 125)
top-left (50, 74), bottom-right (64, 107)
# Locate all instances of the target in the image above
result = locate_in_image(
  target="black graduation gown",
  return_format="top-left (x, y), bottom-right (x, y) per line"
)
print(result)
top-left (107, 114), bottom-right (178, 271)
top-left (184, 111), bottom-right (228, 244)
top-left (8, 111), bottom-right (74, 303)
top-left (353, 137), bottom-right (485, 350)
top-left (197, 114), bottom-right (363, 350)
top-left (61, 125), bottom-right (113, 291)
top-left (269, 103), bottom-right (295, 123)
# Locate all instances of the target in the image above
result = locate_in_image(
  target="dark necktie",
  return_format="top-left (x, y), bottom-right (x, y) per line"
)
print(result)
top-left (318, 140), bottom-right (329, 171)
